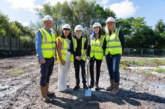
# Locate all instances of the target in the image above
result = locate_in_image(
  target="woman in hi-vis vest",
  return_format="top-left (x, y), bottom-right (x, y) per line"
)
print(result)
top-left (56, 24), bottom-right (74, 91)
top-left (103, 17), bottom-right (125, 95)
top-left (72, 25), bottom-right (88, 90)
top-left (87, 22), bottom-right (105, 91)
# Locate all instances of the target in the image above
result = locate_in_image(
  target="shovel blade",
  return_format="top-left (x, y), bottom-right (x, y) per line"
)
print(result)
top-left (85, 88), bottom-right (91, 97)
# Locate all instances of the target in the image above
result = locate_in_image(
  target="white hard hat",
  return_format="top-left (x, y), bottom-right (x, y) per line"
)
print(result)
top-left (43, 15), bottom-right (53, 22)
top-left (106, 17), bottom-right (116, 23)
top-left (62, 24), bottom-right (71, 30)
top-left (74, 25), bottom-right (84, 31)
top-left (93, 22), bottom-right (102, 28)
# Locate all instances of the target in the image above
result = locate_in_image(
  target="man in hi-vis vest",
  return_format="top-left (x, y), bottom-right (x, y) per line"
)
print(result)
top-left (35, 15), bottom-right (56, 102)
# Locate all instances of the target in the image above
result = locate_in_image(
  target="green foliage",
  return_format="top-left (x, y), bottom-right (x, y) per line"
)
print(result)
top-left (0, 11), bottom-right (35, 40)
top-left (118, 17), bottom-right (165, 49)
top-left (36, 0), bottom-right (115, 35)
top-left (121, 57), bottom-right (165, 68)
top-left (153, 67), bottom-right (165, 73)
top-left (9, 22), bottom-right (21, 38)
top-left (0, 12), bottom-right (9, 37)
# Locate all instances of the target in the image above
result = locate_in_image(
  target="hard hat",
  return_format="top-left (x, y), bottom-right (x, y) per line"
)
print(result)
top-left (74, 25), bottom-right (84, 31)
top-left (43, 15), bottom-right (53, 22)
top-left (93, 22), bottom-right (102, 28)
top-left (62, 24), bottom-right (71, 30)
top-left (106, 17), bottom-right (116, 23)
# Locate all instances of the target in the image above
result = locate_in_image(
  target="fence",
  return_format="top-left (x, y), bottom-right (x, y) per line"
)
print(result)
top-left (124, 48), bottom-right (165, 56)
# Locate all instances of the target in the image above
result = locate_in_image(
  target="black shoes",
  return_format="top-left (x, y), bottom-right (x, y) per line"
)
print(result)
top-left (73, 85), bottom-right (80, 90)
top-left (73, 85), bottom-right (88, 90)
top-left (95, 84), bottom-right (100, 91)
top-left (83, 84), bottom-right (88, 89)
top-left (89, 84), bottom-right (94, 88)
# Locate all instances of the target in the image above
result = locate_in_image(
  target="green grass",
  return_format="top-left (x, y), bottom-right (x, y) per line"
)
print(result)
top-left (153, 67), bottom-right (165, 73)
top-left (120, 57), bottom-right (165, 69)
top-left (4, 69), bottom-right (24, 77)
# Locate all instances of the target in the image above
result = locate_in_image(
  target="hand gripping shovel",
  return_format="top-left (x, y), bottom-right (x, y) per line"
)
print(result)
top-left (85, 60), bottom-right (91, 97)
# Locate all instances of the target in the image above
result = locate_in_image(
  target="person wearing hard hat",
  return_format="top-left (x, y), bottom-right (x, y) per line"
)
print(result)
top-left (103, 17), bottom-right (125, 94)
top-left (56, 24), bottom-right (74, 91)
top-left (35, 15), bottom-right (56, 102)
top-left (87, 22), bottom-right (105, 91)
top-left (72, 25), bottom-right (88, 90)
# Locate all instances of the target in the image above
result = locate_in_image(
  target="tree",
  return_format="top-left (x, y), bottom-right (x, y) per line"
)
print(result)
top-left (154, 19), bottom-right (165, 48)
top-left (0, 12), bottom-right (9, 37)
top-left (36, 0), bottom-right (116, 35)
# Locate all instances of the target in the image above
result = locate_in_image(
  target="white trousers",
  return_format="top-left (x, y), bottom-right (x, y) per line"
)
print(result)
top-left (58, 52), bottom-right (71, 91)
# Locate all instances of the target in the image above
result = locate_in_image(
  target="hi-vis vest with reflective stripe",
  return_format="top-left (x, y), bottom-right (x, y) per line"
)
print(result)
top-left (72, 37), bottom-right (86, 61)
top-left (90, 35), bottom-right (105, 60)
top-left (105, 28), bottom-right (122, 55)
top-left (39, 28), bottom-right (56, 58)
top-left (56, 36), bottom-right (74, 62)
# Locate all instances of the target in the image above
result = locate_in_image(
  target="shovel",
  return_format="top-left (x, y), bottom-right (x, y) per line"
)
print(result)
top-left (85, 60), bottom-right (91, 97)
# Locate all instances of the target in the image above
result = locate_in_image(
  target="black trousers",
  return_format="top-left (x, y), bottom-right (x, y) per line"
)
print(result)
top-left (74, 59), bottom-right (86, 86)
top-left (89, 57), bottom-right (102, 86)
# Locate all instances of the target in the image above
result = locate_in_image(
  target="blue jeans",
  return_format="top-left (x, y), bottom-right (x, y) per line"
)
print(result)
top-left (106, 54), bottom-right (121, 83)
top-left (40, 57), bottom-right (54, 86)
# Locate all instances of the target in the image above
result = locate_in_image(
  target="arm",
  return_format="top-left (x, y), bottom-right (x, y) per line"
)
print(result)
top-left (35, 31), bottom-right (43, 59)
top-left (35, 31), bottom-right (45, 64)
top-left (87, 39), bottom-right (91, 57)
top-left (102, 37), bottom-right (107, 55)
top-left (118, 31), bottom-right (125, 52)
top-left (56, 38), bottom-right (65, 65)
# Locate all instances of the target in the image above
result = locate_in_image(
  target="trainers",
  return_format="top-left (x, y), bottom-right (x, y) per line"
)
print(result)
top-left (73, 85), bottom-right (80, 90)
top-left (95, 85), bottom-right (100, 91)
top-left (89, 84), bottom-right (94, 88)
top-left (83, 84), bottom-right (88, 89)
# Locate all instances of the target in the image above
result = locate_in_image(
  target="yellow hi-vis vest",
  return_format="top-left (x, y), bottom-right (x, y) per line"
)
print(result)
top-left (56, 36), bottom-right (74, 62)
top-left (39, 28), bottom-right (56, 58)
top-left (105, 28), bottom-right (122, 55)
top-left (90, 35), bottom-right (105, 60)
top-left (72, 37), bottom-right (86, 61)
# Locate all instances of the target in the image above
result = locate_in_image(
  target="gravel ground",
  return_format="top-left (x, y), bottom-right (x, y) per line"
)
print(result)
top-left (0, 56), bottom-right (165, 109)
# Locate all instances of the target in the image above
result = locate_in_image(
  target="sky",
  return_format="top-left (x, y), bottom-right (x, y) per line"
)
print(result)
top-left (0, 0), bottom-right (165, 28)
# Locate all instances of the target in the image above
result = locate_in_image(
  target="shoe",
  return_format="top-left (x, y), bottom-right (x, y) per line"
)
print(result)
top-left (95, 84), bottom-right (99, 91)
top-left (89, 84), bottom-right (94, 88)
top-left (41, 96), bottom-right (53, 103)
top-left (83, 84), bottom-right (88, 89)
top-left (109, 83), bottom-right (119, 95)
top-left (47, 92), bottom-right (55, 97)
top-left (106, 80), bottom-right (114, 91)
top-left (73, 85), bottom-right (80, 90)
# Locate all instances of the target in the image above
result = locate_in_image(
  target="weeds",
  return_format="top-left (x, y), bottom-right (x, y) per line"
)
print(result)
top-left (153, 67), bottom-right (165, 73)
top-left (4, 69), bottom-right (24, 77)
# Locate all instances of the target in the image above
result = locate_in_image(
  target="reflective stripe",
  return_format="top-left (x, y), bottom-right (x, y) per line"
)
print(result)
top-left (42, 48), bottom-right (56, 50)
top-left (90, 50), bottom-right (103, 53)
top-left (106, 46), bottom-right (121, 48)
top-left (107, 40), bottom-right (120, 42)
top-left (91, 44), bottom-right (99, 47)
top-left (42, 42), bottom-right (54, 44)
top-left (61, 48), bottom-right (68, 50)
